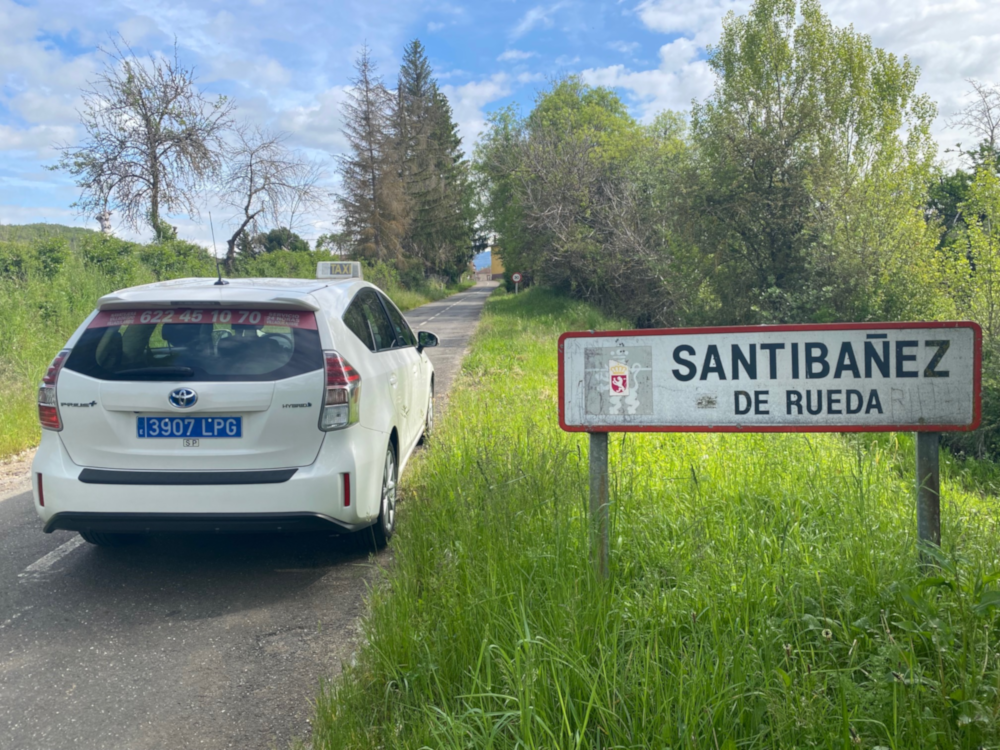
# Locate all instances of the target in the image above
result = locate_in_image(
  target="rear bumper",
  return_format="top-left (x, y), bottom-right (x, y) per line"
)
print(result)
top-left (30, 426), bottom-right (387, 533)
top-left (44, 511), bottom-right (367, 534)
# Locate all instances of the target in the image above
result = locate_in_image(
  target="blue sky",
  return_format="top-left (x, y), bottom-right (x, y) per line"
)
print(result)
top-left (2, 0), bottom-right (1000, 246)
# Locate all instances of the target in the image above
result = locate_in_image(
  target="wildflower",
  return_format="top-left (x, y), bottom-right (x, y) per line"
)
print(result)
top-left (784, 643), bottom-right (792, 659)
top-left (822, 629), bottom-right (832, 640)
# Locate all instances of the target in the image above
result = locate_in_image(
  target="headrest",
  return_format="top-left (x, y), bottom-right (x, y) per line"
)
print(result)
top-left (162, 324), bottom-right (208, 347)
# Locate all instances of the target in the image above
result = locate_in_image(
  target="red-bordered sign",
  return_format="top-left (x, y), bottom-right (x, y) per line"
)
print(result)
top-left (511, 272), bottom-right (523, 283)
top-left (89, 308), bottom-right (318, 330)
top-left (558, 321), bottom-right (982, 432)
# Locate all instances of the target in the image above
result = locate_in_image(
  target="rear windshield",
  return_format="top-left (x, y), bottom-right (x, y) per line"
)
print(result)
top-left (65, 308), bottom-right (323, 382)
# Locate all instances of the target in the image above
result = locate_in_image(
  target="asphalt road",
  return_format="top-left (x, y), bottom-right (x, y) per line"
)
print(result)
top-left (0, 281), bottom-right (496, 750)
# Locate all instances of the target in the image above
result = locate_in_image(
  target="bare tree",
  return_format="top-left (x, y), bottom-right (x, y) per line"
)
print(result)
top-left (219, 122), bottom-right (323, 268)
top-left (55, 38), bottom-right (234, 239)
top-left (337, 44), bottom-right (408, 262)
top-left (950, 79), bottom-right (1000, 157)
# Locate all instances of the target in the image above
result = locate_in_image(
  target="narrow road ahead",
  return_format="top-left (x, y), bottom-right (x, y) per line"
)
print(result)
top-left (0, 281), bottom-right (495, 750)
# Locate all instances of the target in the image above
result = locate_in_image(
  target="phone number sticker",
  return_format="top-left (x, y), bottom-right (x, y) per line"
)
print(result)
top-left (90, 309), bottom-right (317, 329)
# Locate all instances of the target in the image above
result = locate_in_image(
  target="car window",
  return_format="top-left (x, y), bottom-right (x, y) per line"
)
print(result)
top-left (343, 297), bottom-right (375, 351)
top-left (65, 308), bottom-right (323, 382)
top-left (357, 290), bottom-right (398, 352)
top-left (379, 293), bottom-right (417, 348)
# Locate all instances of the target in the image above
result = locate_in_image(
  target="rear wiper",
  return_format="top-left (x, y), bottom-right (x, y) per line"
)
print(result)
top-left (112, 367), bottom-right (195, 379)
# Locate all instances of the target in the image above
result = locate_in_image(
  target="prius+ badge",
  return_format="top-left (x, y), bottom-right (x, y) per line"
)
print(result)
top-left (169, 387), bottom-right (198, 408)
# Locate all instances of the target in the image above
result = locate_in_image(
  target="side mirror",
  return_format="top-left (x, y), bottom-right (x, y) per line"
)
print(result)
top-left (417, 331), bottom-right (439, 352)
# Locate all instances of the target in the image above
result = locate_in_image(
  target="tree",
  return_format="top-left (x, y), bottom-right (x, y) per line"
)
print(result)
top-left (950, 79), bottom-right (1000, 163)
top-left (260, 227), bottom-right (310, 253)
top-left (337, 45), bottom-right (407, 263)
top-left (219, 122), bottom-right (322, 268)
top-left (55, 39), bottom-right (234, 239)
top-left (689, 0), bottom-right (940, 323)
top-left (391, 40), bottom-right (475, 280)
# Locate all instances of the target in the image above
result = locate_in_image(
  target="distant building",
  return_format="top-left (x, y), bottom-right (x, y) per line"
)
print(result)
top-left (489, 246), bottom-right (504, 279)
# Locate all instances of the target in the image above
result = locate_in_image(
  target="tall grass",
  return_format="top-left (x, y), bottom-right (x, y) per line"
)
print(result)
top-left (311, 287), bottom-right (1000, 749)
top-left (0, 236), bottom-right (473, 460)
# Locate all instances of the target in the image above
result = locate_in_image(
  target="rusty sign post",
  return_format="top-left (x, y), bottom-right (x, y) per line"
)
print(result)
top-left (559, 322), bottom-right (982, 578)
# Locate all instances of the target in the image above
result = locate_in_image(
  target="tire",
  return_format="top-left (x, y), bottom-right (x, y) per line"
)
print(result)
top-left (79, 530), bottom-right (137, 547)
top-left (371, 443), bottom-right (398, 549)
top-left (418, 380), bottom-right (434, 445)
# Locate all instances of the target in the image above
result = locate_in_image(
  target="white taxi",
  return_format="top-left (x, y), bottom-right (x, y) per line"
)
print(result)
top-left (30, 262), bottom-right (437, 547)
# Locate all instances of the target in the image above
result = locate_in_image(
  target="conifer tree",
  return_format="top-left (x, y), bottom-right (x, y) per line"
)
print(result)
top-left (394, 40), bottom-right (473, 280)
top-left (337, 45), bottom-right (407, 262)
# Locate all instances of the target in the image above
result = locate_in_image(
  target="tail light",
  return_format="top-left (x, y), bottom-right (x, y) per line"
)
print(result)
top-left (38, 349), bottom-right (71, 430)
top-left (320, 350), bottom-right (361, 431)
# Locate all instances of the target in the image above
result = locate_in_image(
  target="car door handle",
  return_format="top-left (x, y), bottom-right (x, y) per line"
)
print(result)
top-left (390, 374), bottom-right (398, 387)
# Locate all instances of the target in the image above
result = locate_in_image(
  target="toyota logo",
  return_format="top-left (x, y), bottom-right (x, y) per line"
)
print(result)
top-left (168, 387), bottom-right (198, 408)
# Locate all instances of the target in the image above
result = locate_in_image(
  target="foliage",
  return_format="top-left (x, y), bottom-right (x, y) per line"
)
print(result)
top-left (0, 223), bottom-right (99, 247)
top-left (311, 287), bottom-right (1000, 750)
top-left (474, 79), bottom-right (690, 326)
top-left (943, 164), bottom-right (1000, 459)
top-left (338, 44), bottom-right (408, 264)
top-left (337, 40), bottom-right (474, 282)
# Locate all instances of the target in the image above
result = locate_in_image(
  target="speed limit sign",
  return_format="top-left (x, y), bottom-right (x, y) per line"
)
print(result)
top-left (511, 272), bottom-right (522, 283)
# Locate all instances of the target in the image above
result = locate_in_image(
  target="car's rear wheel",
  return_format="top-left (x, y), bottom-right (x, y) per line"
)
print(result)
top-left (371, 443), bottom-right (397, 549)
top-left (79, 530), bottom-right (137, 547)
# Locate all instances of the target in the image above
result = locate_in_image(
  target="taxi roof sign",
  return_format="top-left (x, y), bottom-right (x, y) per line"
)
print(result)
top-left (317, 261), bottom-right (363, 281)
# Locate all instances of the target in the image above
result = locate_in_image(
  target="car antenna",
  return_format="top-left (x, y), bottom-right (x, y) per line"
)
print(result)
top-left (209, 212), bottom-right (228, 286)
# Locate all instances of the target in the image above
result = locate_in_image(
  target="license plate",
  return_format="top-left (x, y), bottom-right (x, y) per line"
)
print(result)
top-left (137, 416), bottom-right (242, 438)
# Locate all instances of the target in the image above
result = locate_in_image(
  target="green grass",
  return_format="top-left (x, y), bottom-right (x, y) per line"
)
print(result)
top-left (309, 287), bottom-right (1000, 750)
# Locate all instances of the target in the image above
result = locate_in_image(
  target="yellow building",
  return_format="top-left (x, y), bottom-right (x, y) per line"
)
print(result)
top-left (489, 246), bottom-right (505, 278)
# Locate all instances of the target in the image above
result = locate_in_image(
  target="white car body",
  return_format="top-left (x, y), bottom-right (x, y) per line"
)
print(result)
top-left (30, 273), bottom-right (435, 541)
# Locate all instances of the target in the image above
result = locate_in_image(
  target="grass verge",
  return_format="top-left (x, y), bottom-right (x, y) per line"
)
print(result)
top-left (310, 287), bottom-right (1000, 749)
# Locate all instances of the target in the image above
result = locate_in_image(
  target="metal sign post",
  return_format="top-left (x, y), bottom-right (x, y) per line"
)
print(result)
top-left (916, 431), bottom-right (941, 560)
top-left (588, 433), bottom-right (609, 577)
top-left (512, 272), bottom-right (522, 294)
top-left (558, 322), bottom-right (982, 576)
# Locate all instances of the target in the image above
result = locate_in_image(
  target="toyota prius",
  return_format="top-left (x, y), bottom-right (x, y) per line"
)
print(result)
top-left (30, 262), bottom-right (438, 547)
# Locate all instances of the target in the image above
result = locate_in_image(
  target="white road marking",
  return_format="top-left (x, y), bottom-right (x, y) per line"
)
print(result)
top-left (409, 296), bottom-right (471, 327)
top-left (19, 535), bottom-right (86, 578)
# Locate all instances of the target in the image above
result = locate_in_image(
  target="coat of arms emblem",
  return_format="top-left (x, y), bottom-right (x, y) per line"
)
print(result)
top-left (609, 360), bottom-right (629, 396)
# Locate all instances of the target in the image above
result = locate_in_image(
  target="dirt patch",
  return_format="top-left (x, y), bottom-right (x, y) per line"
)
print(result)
top-left (0, 447), bottom-right (34, 498)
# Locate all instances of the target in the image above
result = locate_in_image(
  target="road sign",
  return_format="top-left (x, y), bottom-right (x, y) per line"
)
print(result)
top-left (559, 322), bottom-right (981, 433)
top-left (559, 321), bottom-right (982, 576)
top-left (511, 272), bottom-right (522, 283)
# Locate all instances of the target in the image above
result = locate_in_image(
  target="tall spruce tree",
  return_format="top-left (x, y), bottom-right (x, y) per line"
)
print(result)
top-left (395, 40), bottom-right (473, 280)
top-left (337, 45), bottom-right (407, 262)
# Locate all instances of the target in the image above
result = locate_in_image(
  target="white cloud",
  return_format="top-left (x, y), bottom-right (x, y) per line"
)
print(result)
top-left (608, 40), bottom-right (640, 55)
top-left (116, 14), bottom-right (161, 44)
top-left (428, 21), bottom-right (446, 31)
top-left (511, 2), bottom-right (568, 40)
top-left (0, 124), bottom-right (77, 156)
top-left (498, 49), bottom-right (537, 62)
top-left (555, 54), bottom-right (580, 66)
top-left (278, 85), bottom-right (351, 154)
top-left (610, 0), bottom-right (1000, 155)
top-left (440, 73), bottom-right (513, 151)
